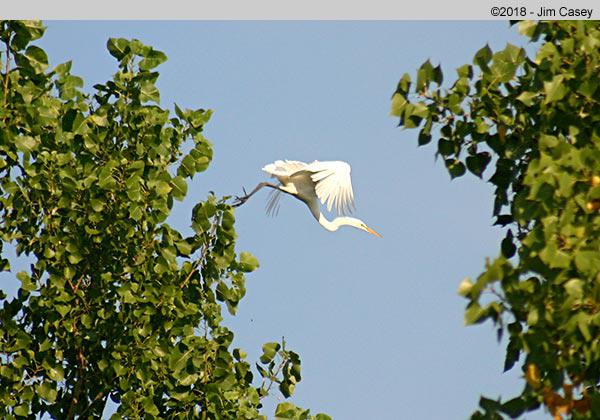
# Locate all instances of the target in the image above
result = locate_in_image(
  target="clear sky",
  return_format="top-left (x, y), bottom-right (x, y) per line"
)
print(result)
top-left (3, 21), bottom-right (546, 419)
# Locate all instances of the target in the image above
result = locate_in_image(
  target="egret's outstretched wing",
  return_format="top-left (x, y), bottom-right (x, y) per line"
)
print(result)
top-left (307, 161), bottom-right (355, 215)
top-left (262, 160), bottom-right (308, 178)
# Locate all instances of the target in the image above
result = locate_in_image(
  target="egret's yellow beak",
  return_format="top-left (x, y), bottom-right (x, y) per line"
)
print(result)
top-left (366, 226), bottom-right (383, 238)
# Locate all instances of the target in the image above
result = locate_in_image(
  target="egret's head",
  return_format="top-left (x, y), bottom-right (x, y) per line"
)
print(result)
top-left (360, 222), bottom-right (383, 238)
top-left (348, 218), bottom-right (382, 238)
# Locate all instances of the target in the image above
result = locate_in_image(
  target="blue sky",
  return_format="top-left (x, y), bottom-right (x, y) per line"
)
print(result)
top-left (3, 21), bottom-right (546, 419)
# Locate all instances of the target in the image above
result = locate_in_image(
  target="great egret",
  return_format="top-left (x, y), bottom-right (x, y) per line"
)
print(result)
top-left (233, 160), bottom-right (382, 237)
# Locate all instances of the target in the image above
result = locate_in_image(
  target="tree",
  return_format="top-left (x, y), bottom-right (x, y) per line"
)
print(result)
top-left (391, 21), bottom-right (600, 419)
top-left (0, 20), bottom-right (329, 419)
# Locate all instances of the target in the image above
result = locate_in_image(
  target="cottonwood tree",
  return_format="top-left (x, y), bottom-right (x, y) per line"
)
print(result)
top-left (392, 21), bottom-right (600, 419)
top-left (0, 20), bottom-right (328, 420)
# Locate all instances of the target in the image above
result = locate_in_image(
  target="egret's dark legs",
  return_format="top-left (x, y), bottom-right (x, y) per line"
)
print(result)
top-left (232, 182), bottom-right (280, 207)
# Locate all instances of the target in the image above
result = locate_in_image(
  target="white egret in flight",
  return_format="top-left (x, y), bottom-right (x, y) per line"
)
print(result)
top-left (233, 160), bottom-right (382, 237)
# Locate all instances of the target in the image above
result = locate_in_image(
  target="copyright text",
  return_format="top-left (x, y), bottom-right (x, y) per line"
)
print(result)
top-left (490, 6), bottom-right (593, 18)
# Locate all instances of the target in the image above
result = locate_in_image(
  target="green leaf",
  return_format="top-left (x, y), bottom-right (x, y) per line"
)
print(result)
top-left (516, 91), bottom-right (538, 106)
top-left (473, 44), bottom-right (492, 69)
top-left (466, 152), bottom-right (491, 178)
top-left (168, 348), bottom-right (191, 373)
top-left (175, 239), bottom-right (192, 256)
top-left (179, 373), bottom-right (198, 386)
top-left (56, 304), bottom-right (71, 317)
top-left (575, 251), bottom-right (600, 276)
top-left (189, 109), bottom-right (211, 129)
top-left (239, 252), bottom-right (259, 272)
top-left (14, 405), bottom-right (29, 416)
top-left (88, 114), bottom-right (108, 127)
top-left (140, 80), bottom-right (160, 103)
top-left (445, 159), bottom-right (466, 179)
top-left (418, 131), bottom-right (431, 146)
top-left (260, 342), bottom-right (280, 364)
top-left (107, 37), bottom-right (130, 60)
top-left (139, 49), bottom-right (168, 70)
top-left (544, 75), bottom-right (568, 103)
top-left (141, 396), bottom-right (159, 416)
top-left (98, 163), bottom-right (117, 190)
top-left (411, 101), bottom-right (428, 119)
top-left (517, 21), bottom-right (537, 38)
top-left (17, 20), bottom-right (46, 42)
top-left (538, 134), bottom-right (558, 150)
top-left (432, 64), bottom-right (443, 85)
top-left (15, 135), bottom-right (39, 153)
top-left (233, 348), bottom-right (247, 361)
top-left (577, 79), bottom-right (598, 99)
top-left (416, 59), bottom-right (434, 92)
top-left (464, 303), bottom-right (486, 325)
top-left (17, 271), bottom-right (36, 292)
top-left (503, 338), bottom-right (520, 372)
top-left (129, 205), bottom-right (143, 221)
top-left (126, 174), bottom-right (142, 201)
top-left (59, 75), bottom-right (84, 100)
top-left (154, 180), bottom-right (172, 196)
top-left (179, 154), bottom-right (197, 177)
top-left (38, 381), bottom-right (58, 403)
top-left (438, 139), bottom-right (455, 157)
top-left (54, 60), bottom-right (72, 76)
top-left (90, 198), bottom-right (105, 212)
top-left (275, 402), bottom-right (308, 419)
top-left (456, 64), bottom-right (473, 79)
top-left (171, 175), bottom-right (188, 201)
top-left (490, 44), bottom-right (523, 83)
top-left (192, 143), bottom-right (212, 172)
top-left (576, 313), bottom-right (591, 341)
top-left (564, 279), bottom-right (583, 299)
top-left (46, 365), bottom-right (65, 382)
top-left (394, 73), bottom-right (411, 95)
top-left (279, 382), bottom-right (295, 398)
top-left (25, 45), bottom-right (49, 73)
top-left (390, 93), bottom-right (407, 117)
top-left (539, 243), bottom-right (571, 269)
top-left (501, 235), bottom-right (516, 259)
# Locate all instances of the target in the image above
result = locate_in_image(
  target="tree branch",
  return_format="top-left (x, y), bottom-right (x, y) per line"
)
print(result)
top-left (3, 37), bottom-right (10, 109)
top-left (66, 349), bottom-right (86, 419)
top-left (180, 214), bottom-right (221, 289)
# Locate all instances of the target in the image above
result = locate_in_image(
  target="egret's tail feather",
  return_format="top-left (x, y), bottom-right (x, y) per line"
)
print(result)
top-left (266, 189), bottom-right (282, 217)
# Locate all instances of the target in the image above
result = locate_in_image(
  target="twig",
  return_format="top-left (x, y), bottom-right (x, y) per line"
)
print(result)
top-left (66, 275), bottom-right (85, 294)
top-left (180, 215), bottom-right (221, 289)
top-left (3, 37), bottom-right (10, 108)
top-left (180, 258), bottom-right (201, 290)
top-left (79, 390), bottom-right (106, 417)
top-left (264, 356), bottom-right (287, 395)
top-left (66, 349), bottom-right (86, 419)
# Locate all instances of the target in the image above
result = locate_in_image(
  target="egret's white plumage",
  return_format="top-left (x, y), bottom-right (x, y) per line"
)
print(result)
top-left (234, 159), bottom-right (381, 237)
top-left (263, 160), bottom-right (355, 215)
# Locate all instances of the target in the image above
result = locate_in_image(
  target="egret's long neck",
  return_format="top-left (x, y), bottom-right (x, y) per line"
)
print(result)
top-left (306, 201), bottom-right (362, 232)
top-left (317, 213), bottom-right (338, 231)
top-left (317, 213), bottom-right (359, 232)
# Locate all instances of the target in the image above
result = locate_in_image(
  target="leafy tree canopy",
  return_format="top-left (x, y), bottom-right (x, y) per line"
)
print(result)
top-left (392, 21), bottom-right (600, 419)
top-left (0, 20), bottom-right (329, 420)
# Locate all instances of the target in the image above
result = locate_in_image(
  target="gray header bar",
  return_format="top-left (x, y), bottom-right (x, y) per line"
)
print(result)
top-left (4, 0), bottom-right (599, 20)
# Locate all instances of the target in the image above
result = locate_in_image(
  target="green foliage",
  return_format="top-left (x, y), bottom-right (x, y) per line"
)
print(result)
top-left (0, 20), bottom-right (325, 419)
top-left (392, 21), bottom-right (600, 419)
